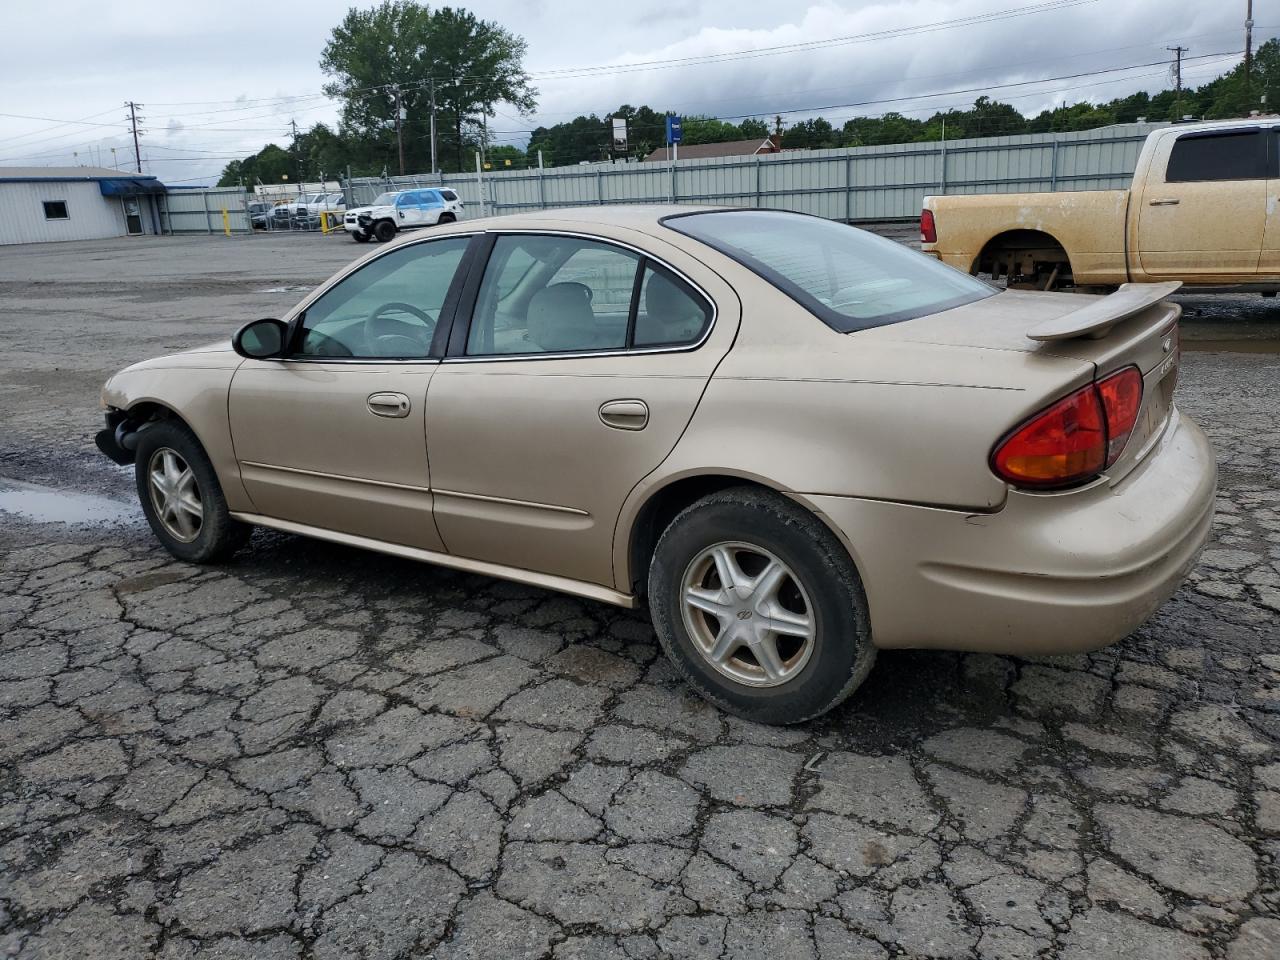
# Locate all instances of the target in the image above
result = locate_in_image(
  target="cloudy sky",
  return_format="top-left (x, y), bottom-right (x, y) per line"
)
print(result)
top-left (0, 0), bottom-right (1261, 183)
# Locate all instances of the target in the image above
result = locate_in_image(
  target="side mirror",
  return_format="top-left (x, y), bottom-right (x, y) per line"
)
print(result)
top-left (233, 318), bottom-right (288, 359)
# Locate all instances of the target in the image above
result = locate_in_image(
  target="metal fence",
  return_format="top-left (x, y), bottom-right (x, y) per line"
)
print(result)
top-left (161, 187), bottom-right (252, 234)
top-left (346, 122), bottom-right (1160, 223)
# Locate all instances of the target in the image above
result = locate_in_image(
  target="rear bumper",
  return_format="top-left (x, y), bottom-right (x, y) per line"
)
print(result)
top-left (804, 408), bottom-right (1216, 654)
top-left (922, 248), bottom-right (972, 271)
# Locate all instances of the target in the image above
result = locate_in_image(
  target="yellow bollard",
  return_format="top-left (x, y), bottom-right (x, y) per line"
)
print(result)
top-left (320, 211), bottom-right (330, 235)
top-left (222, 208), bottom-right (230, 237)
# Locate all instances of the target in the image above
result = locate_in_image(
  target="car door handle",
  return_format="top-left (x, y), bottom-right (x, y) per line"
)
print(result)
top-left (1148, 198), bottom-right (1181, 206)
top-left (599, 399), bottom-right (649, 431)
top-left (368, 392), bottom-right (410, 418)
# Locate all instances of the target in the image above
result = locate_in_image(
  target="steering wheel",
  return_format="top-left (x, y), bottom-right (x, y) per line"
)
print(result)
top-left (550, 281), bottom-right (593, 304)
top-left (363, 301), bottom-right (435, 356)
top-left (303, 329), bottom-right (353, 357)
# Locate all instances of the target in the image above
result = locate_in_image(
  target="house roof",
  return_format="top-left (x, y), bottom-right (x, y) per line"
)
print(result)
top-left (643, 138), bottom-right (777, 162)
top-left (0, 166), bottom-right (159, 182)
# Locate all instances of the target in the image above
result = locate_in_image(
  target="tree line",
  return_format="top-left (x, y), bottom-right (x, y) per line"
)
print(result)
top-left (218, 2), bottom-right (1278, 186)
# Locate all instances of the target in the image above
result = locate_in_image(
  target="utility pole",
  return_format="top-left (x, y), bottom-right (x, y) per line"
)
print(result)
top-left (429, 78), bottom-right (438, 176)
top-left (392, 84), bottom-right (405, 176)
top-left (1168, 46), bottom-right (1188, 116)
top-left (1245, 0), bottom-right (1255, 88)
top-left (126, 101), bottom-right (143, 173)
top-left (289, 119), bottom-right (301, 190)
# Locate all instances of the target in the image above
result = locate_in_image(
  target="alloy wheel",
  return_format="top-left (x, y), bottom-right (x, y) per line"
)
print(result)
top-left (147, 447), bottom-right (204, 543)
top-left (679, 541), bottom-right (816, 687)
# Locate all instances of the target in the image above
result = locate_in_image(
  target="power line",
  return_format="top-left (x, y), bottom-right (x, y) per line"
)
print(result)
top-left (526, 0), bottom-right (1100, 79)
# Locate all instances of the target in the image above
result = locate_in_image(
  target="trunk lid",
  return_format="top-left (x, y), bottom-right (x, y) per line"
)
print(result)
top-left (862, 286), bottom-right (1183, 485)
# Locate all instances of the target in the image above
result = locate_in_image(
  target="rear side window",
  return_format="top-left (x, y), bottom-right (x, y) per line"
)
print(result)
top-left (665, 210), bottom-right (993, 332)
top-left (440, 189), bottom-right (459, 201)
top-left (467, 235), bottom-right (639, 355)
top-left (1166, 131), bottom-right (1266, 182)
top-left (634, 264), bottom-right (712, 346)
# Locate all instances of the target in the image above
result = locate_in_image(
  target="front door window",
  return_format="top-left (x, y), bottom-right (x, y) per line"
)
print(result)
top-left (295, 237), bottom-right (470, 359)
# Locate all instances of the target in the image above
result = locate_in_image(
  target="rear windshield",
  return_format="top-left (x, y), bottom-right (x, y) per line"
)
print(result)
top-left (664, 210), bottom-right (994, 332)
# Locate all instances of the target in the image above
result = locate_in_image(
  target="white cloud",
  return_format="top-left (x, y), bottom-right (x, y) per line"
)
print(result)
top-left (0, 0), bottom-right (1254, 182)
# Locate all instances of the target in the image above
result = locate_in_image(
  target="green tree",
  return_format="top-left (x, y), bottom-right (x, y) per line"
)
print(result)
top-left (217, 143), bottom-right (293, 187)
top-left (319, 2), bottom-right (536, 173)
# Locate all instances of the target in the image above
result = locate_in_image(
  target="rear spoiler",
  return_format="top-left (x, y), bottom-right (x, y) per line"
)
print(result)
top-left (1027, 281), bottom-right (1181, 342)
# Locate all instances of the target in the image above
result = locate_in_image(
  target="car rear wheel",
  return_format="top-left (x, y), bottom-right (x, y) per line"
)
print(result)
top-left (373, 220), bottom-right (396, 243)
top-left (648, 487), bottom-right (875, 725)
top-left (439, 213), bottom-right (456, 224)
top-left (134, 420), bottom-right (251, 563)
top-left (352, 231), bottom-right (370, 243)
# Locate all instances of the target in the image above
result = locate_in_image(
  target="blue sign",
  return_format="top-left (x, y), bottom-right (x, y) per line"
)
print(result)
top-left (665, 115), bottom-right (683, 144)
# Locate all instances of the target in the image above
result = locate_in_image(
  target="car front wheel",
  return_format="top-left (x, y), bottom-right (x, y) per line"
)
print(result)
top-left (133, 420), bottom-right (251, 563)
top-left (352, 231), bottom-right (370, 243)
top-left (648, 487), bottom-right (875, 725)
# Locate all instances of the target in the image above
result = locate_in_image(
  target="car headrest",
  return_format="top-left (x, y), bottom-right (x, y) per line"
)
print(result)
top-left (637, 271), bottom-right (705, 344)
top-left (527, 283), bottom-right (596, 351)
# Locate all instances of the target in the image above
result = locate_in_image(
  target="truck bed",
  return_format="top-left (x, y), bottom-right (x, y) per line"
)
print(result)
top-left (923, 190), bottom-right (1131, 285)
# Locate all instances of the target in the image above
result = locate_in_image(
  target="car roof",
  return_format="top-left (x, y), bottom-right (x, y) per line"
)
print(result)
top-left (457, 203), bottom-right (726, 232)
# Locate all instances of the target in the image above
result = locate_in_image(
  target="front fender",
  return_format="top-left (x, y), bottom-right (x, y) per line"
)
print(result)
top-left (101, 354), bottom-right (251, 510)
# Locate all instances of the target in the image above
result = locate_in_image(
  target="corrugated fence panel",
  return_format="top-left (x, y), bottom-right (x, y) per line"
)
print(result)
top-left (342, 122), bottom-right (1163, 224)
top-left (163, 187), bottom-right (250, 234)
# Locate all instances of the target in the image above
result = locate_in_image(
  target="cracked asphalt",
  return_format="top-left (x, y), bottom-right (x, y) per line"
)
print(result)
top-left (1, 233), bottom-right (1278, 960)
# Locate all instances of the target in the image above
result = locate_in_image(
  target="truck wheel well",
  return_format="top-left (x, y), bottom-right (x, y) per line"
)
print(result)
top-left (974, 230), bottom-right (1072, 287)
top-left (628, 475), bottom-right (796, 597)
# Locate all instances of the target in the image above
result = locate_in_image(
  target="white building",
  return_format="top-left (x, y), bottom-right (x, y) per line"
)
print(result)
top-left (0, 167), bottom-right (166, 245)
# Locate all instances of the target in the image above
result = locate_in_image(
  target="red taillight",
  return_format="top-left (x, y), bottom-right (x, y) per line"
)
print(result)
top-left (1096, 366), bottom-right (1143, 467)
top-left (920, 208), bottom-right (937, 244)
top-left (991, 365), bottom-right (1144, 489)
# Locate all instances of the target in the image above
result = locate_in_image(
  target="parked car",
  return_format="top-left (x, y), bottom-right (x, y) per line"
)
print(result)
top-left (247, 201), bottom-right (274, 230)
top-left (344, 188), bottom-right (464, 242)
top-left (922, 118), bottom-right (1280, 291)
top-left (95, 207), bottom-right (1215, 724)
top-left (270, 200), bottom-right (294, 229)
top-left (297, 192), bottom-right (346, 225)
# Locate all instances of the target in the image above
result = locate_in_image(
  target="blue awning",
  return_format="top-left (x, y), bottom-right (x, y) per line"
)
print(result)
top-left (98, 177), bottom-right (165, 196)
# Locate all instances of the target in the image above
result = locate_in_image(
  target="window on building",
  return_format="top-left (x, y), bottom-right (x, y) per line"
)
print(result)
top-left (42, 201), bottom-right (68, 220)
top-left (1166, 131), bottom-right (1266, 182)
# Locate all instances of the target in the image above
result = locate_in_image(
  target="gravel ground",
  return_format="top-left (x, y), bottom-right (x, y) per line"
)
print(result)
top-left (0, 232), bottom-right (1278, 960)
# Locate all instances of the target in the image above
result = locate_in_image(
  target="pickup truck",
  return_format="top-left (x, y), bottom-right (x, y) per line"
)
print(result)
top-left (921, 119), bottom-right (1280, 291)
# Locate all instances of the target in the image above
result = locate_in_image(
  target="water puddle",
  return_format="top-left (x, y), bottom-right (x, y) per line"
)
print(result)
top-left (1182, 339), bottom-right (1280, 354)
top-left (0, 478), bottom-right (140, 527)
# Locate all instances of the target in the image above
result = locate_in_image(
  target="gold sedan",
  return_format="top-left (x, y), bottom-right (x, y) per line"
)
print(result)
top-left (97, 207), bottom-right (1216, 724)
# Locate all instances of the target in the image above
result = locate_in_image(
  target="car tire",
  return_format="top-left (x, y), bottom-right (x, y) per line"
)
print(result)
top-left (439, 213), bottom-right (456, 224)
top-left (133, 419), bottom-right (251, 564)
top-left (648, 486), bottom-right (875, 725)
top-left (352, 231), bottom-right (370, 243)
top-left (373, 220), bottom-right (397, 243)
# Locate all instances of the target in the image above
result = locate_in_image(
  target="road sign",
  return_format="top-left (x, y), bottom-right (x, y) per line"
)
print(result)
top-left (666, 115), bottom-right (683, 144)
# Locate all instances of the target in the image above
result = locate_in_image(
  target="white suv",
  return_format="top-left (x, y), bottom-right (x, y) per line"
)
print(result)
top-left (343, 188), bottom-right (464, 243)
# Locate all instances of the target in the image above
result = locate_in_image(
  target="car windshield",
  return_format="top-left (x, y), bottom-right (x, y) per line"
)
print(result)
top-left (664, 210), bottom-right (994, 332)
top-left (371, 192), bottom-right (397, 206)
